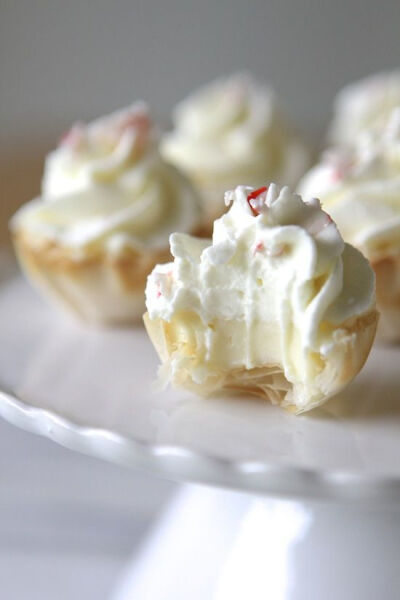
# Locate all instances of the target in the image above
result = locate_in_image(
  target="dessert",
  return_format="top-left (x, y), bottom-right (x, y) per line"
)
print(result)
top-left (161, 73), bottom-right (310, 229)
top-left (144, 183), bottom-right (377, 413)
top-left (299, 108), bottom-right (400, 341)
top-left (10, 103), bottom-right (202, 325)
top-left (328, 70), bottom-right (400, 146)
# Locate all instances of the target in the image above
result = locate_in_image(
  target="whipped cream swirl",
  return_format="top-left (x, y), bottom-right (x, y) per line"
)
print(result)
top-left (11, 103), bottom-right (201, 254)
top-left (146, 184), bottom-right (375, 409)
top-left (300, 108), bottom-right (400, 261)
top-left (161, 73), bottom-right (309, 188)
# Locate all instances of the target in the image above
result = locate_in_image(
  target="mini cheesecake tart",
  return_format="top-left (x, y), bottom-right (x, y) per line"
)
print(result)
top-left (144, 184), bottom-right (377, 413)
top-left (328, 70), bottom-right (400, 146)
top-left (299, 108), bottom-right (400, 341)
top-left (10, 103), bottom-right (202, 325)
top-left (161, 73), bottom-right (310, 231)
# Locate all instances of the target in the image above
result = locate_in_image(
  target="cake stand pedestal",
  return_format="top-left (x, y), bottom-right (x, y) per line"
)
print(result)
top-left (111, 484), bottom-right (400, 600)
top-left (2, 255), bottom-right (400, 599)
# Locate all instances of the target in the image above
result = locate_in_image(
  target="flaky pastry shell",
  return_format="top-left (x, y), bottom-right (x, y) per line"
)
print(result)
top-left (372, 254), bottom-right (400, 342)
top-left (143, 310), bottom-right (378, 413)
top-left (13, 231), bottom-right (171, 326)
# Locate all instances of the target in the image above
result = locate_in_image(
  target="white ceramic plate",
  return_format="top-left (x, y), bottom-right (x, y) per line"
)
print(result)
top-left (1, 251), bottom-right (400, 504)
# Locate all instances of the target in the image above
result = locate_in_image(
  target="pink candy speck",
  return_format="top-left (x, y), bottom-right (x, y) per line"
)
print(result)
top-left (59, 124), bottom-right (84, 150)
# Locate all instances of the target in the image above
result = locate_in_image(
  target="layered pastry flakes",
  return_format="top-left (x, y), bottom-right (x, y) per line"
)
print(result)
top-left (328, 70), bottom-right (400, 146)
top-left (144, 184), bottom-right (377, 413)
top-left (161, 73), bottom-right (310, 228)
top-left (300, 109), bottom-right (400, 341)
top-left (10, 103), bottom-right (202, 325)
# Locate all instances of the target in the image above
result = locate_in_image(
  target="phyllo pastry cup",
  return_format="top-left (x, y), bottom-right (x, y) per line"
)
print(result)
top-left (13, 231), bottom-right (171, 325)
top-left (144, 184), bottom-right (378, 413)
top-left (10, 103), bottom-right (202, 326)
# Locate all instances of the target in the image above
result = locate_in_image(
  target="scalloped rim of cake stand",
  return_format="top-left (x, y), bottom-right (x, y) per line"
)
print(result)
top-left (1, 384), bottom-right (400, 506)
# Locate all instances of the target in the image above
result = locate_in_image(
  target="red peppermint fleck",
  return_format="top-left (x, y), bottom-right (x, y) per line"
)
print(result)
top-left (117, 108), bottom-right (151, 137)
top-left (254, 241), bottom-right (264, 254)
top-left (246, 186), bottom-right (268, 216)
top-left (59, 130), bottom-right (71, 145)
top-left (58, 124), bottom-right (84, 150)
top-left (306, 212), bottom-right (334, 236)
top-left (331, 167), bottom-right (344, 182)
top-left (330, 157), bottom-right (354, 182)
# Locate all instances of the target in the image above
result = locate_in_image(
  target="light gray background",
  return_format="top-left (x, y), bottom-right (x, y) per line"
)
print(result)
top-left (1, 1), bottom-right (400, 598)
top-left (2, 0), bottom-right (400, 148)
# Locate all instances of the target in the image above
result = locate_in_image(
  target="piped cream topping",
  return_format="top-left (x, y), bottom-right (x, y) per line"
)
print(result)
top-left (146, 184), bottom-right (375, 409)
top-left (328, 70), bottom-right (400, 145)
top-left (161, 73), bottom-right (309, 187)
top-left (300, 108), bottom-right (400, 261)
top-left (11, 103), bottom-right (201, 254)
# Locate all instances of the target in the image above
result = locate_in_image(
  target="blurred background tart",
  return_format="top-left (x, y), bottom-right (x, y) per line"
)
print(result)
top-left (10, 103), bottom-right (202, 326)
top-left (161, 73), bottom-right (310, 232)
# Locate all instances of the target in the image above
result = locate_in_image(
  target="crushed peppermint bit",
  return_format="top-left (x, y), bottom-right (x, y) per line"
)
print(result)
top-left (156, 291), bottom-right (162, 298)
top-left (59, 124), bottom-right (84, 150)
top-left (116, 108), bottom-right (151, 137)
top-left (247, 186), bottom-right (268, 215)
top-left (57, 105), bottom-right (152, 156)
top-left (328, 154), bottom-right (355, 182)
top-left (331, 167), bottom-right (346, 182)
top-left (254, 240), bottom-right (286, 257)
top-left (306, 212), bottom-right (334, 236)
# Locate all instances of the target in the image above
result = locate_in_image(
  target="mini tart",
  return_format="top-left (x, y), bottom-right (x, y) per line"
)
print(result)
top-left (161, 73), bottom-right (309, 232)
top-left (144, 184), bottom-right (378, 413)
top-left (10, 103), bottom-right (201, 325)
top-left (299, 109), bottom-right (400, 342)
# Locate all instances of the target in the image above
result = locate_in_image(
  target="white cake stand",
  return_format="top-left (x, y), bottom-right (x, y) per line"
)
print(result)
top-left (2, 250), bottom-right (400, 599)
